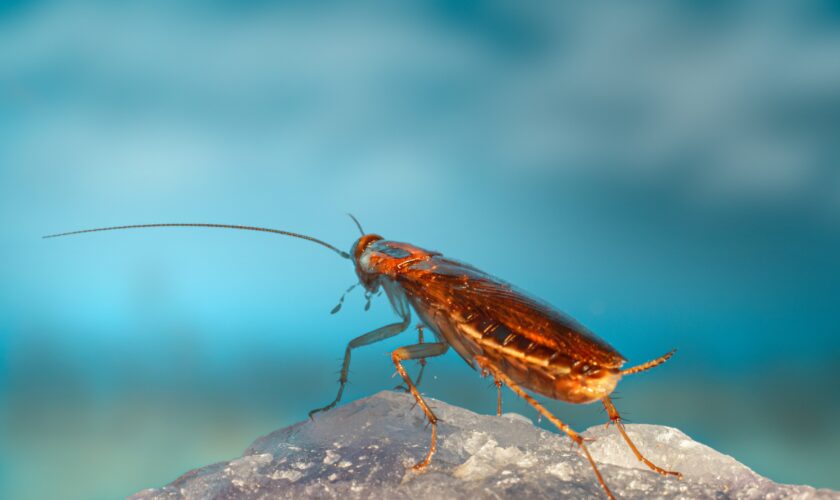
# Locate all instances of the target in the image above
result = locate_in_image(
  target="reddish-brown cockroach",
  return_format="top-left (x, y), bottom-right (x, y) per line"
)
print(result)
top-left (45, 219), bottom-right (681, 499)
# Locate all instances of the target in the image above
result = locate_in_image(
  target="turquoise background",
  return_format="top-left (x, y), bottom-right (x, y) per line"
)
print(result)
top-left (2, 1), bottom-right (839, 498)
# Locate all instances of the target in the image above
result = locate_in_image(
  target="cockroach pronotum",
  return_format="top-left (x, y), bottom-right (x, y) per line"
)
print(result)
top-left (45, 218), bottom-right (682, 499)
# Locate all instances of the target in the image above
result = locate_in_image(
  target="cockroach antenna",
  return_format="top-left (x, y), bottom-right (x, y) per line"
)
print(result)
top-left (347, 213), bottom-right (365, 236)
top-left (42, 223), bottom-right (352, 259)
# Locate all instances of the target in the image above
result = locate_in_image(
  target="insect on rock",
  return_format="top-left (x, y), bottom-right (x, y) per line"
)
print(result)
top-left (45, 218), bottom-right (682, 499)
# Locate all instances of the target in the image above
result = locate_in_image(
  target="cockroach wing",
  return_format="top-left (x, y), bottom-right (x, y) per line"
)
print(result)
top-left (398, 256), bottom-right (626, 369)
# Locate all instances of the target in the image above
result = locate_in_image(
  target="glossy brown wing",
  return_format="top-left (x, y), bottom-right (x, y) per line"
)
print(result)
top-left (397, 255), bottom-right (626, 369)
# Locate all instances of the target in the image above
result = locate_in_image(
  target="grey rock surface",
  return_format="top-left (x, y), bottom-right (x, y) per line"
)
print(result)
top-left (131, 391), bottom-right (838, 499)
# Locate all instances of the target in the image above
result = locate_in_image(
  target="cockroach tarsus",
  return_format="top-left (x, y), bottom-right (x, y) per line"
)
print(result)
top-left (45, 219), bottom-right (682, 500)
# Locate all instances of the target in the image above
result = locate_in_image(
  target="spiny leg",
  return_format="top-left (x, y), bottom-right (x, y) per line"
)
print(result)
top-left (602, 396), bottom-right (683, 478)
top-left (494, 377), bottom-right (503, 416)
top-left (475, 356), bottom-right (616, 500)
top-left (485, 369), bottom-right (503, 416)
top-left (391, 342), bottom-right (449, 471)
top-left (395, 324), bottom-right (428, 392)
top-left (414, 325), bottom-right (428, 386)
top-left (309, 315), bottom-right (410, 419)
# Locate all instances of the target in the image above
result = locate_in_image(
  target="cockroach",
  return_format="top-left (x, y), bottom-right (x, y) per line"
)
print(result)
top-left (45, 218), bottom-right (682, 499)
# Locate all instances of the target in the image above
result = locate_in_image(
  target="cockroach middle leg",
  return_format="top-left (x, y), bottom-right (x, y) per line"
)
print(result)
top-left (391, 342), bottom-right (449, 471)
top-left (480, 365), bottom-right (503, 415)
top-left (414, 324), bottom-right (428, 386)
top-left (309, 315), bottom-right (410, 419)
top-left (395, 324), bottom-right (428, 392)
top-left (475, 356), bottom-right (616, 500)
top-left (494, 377), bottom-right (503, 416)
top-left (601, 396), bottom-right (683, 478)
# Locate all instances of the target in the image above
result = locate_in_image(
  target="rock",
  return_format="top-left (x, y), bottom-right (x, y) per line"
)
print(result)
top-left (131, 391), bottom-right (838, 499)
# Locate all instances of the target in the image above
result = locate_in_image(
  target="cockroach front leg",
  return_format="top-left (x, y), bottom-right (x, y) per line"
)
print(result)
top-left (395, 324), bottom-right (428, 392)
top-left (391, 342), bottom-right (449, 471)
top-left (475, 356), bottom-right (616, 500)
top-left (309, 315), bottom-right (410, 419)
top-left (601, 396), bottom-right (683, 478)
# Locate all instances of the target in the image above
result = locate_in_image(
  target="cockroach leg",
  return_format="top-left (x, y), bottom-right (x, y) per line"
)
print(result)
top-left (475, 356), bottom-right (616, 500)
top-left (479, 364), bottom-right (503, 415)
top-left (309, 315), bottom-right (410, 419)
top-left (495, 377), bottom-right (503, 416)
top-left (415, 324), bottom-right (428, 383)
top-left (601, 396), bottom-right (683, 479)
top-left (395, 324), bottom-right (428, 392)
top-left (391, 342), bottom-right (449, 471)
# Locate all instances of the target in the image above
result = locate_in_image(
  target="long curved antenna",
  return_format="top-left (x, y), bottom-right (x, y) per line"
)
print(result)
top-left (347, 213), bottom-right (364, 236)
top-left (43, 223), bottom-right (351, 259)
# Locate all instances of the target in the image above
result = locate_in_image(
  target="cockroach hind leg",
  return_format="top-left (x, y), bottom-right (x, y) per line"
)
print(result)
top-left (474, 356), bottom-right (616, 500)
top-left (602, 396), bottom-right (683, 479)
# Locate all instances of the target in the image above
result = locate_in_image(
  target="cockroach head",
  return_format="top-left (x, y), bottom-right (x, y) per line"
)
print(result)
top-left (351, 233), bottom-right (383, 291)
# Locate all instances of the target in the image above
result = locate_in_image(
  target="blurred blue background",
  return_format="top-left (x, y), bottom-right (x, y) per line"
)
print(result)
top-left (2, 1), bottom-right (839, 498)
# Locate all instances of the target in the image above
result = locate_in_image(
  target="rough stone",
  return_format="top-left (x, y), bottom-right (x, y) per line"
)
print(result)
top-left (131, 391), bottom-right (839, 499)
